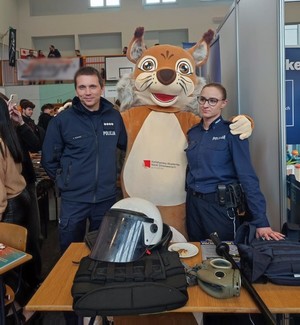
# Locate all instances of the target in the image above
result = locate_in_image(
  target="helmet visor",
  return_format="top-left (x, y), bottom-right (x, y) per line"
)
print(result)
top-left (89, 209), bottom-right (153, 263)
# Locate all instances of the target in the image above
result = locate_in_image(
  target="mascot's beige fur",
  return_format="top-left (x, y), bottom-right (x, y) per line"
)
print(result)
top-left (117, 27), bottom-right (252, 239)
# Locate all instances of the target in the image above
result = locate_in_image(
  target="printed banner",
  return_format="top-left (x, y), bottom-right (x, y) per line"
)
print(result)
top-left (182, 42), bottom-right (196, 49)
top-left (207, 35), bottom-right (221, 83)
top-left (193, 35), bottom-right (221, 83)
top-left (285, 47), bottom-right (300, 145)
top-left (8, 28), bottom-right (16, 67)
top-left (17, 58), bottom-right (80, 81)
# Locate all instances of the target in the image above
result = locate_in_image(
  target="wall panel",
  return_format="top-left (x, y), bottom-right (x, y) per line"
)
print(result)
top-left (218, 0), bottom-right (285, 229)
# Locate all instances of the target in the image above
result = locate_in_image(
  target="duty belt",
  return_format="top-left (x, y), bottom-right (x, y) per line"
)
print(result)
top-left (190, 184), bottom-right (245, 215)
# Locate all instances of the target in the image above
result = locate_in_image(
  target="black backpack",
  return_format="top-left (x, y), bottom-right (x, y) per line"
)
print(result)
top-left (71, 231), bottom-right (188, 317)
top-left (236, 223), bottom-right (300, 285)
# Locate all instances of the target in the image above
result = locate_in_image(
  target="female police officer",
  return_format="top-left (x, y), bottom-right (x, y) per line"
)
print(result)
top-left (185, 83), bottom-right (284, 242)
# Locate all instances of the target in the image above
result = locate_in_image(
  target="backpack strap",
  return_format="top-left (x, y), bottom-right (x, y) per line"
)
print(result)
top-left (235, 222), bottom-right (257, 245)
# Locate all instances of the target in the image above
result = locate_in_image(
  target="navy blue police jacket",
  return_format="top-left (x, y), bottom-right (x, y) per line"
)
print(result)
top-left (41, 96), bottom-right (127, 203)
top-left (185, 116), bottom-right (269, 228)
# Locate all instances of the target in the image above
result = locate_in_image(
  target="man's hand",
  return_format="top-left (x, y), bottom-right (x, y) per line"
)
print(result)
top-left (229, 115), bottom-right (254, 140)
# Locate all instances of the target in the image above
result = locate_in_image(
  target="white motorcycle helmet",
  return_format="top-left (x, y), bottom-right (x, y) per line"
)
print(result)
top-left (90, 197), bottom-right (164, 263)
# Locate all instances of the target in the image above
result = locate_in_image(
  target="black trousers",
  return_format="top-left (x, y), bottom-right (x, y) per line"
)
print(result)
top-left (2, 187), bottom-right (41, 300)
top-left (2, 188), bottom-right (30, 225)
top-left (186, 190), bottom-right (241, 242)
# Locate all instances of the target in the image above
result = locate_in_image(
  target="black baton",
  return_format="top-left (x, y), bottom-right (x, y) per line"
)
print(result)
top-left (209, 232), bottom-right (276, 325)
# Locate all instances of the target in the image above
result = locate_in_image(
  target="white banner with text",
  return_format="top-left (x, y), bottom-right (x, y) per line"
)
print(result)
top-left (17, 58), bottom-right (80, 81)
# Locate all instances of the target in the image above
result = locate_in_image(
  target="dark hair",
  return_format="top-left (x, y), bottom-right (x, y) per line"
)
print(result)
top-left (41, 103), bottom-right (54, 112)
top-left (0, 92), bottom-right (9, 101)
top-left (202, 82), bottom-right (227, 100)
top-left (0, 97), bottom-right (23, 162)
top-left (20, 99), bottom-right (35, 110)
top-left (74, 66), bottom-right (104, 89)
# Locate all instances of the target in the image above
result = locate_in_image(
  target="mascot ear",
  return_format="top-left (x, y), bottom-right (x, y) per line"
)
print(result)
top-left (188, 29), bottom-right (214, 67)
top-left (126, 26), bottom-right (147, 64)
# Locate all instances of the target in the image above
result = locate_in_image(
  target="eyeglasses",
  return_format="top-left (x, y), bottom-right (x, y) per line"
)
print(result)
top-left (197, 96), bottom-right (224, 107)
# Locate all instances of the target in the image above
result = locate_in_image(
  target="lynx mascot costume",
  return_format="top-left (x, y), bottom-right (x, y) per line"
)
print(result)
top-left (117, 27), bottom-right (252, 239)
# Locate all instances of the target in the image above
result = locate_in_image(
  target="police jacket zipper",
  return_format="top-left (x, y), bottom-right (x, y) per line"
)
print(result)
top-left (91, 119), bottom-right (99, 204)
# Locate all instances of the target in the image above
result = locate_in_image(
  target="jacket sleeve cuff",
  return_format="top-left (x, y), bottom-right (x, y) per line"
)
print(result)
top-left (249, 217), bottom-right (270, 228)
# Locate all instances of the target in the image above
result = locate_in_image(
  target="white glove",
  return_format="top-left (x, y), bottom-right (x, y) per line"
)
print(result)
top-left (229, 115), bottom-right (253, 140)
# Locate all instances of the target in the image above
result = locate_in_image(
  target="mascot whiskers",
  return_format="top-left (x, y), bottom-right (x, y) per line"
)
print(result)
top-left (117, 27), bottom-right (252, 239)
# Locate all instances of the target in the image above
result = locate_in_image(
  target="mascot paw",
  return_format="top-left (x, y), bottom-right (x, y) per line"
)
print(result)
top-left (230, 115), bottom-right (253, 140)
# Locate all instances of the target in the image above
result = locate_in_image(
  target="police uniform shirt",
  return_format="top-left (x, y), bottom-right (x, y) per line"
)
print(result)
top-left (185, 116), bottom-right (269, 228)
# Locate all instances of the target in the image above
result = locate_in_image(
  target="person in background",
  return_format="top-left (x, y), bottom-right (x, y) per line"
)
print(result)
top-left (185, 83), bottom-right (284, 243)
top-left (48, 45), bottom-right (62, 83)
top-left (0, 97), bottom-right (30, 225)
top-left (26, 49), bottom-right (36, 59)
top-left (100, 67), bottom-right (106, 80)
top-left (75, 49), bottom-right (81, 58)
top-left (122, 46), bottom-right (128, 54)
top-left (20, 99), bottom-right (45, 142)
top-left (20, 99), bottom-right (37, 130)
top-left (38, 103), bottom-right (54, 131)
top-left (26, 50), bottom-right (37, 85)
top-left (13, 98), bottom-right (44, 289)
top-left (37, 50), bottom-right (45, 58)
top-left (42, 66), bottom-right (127, 253)
top-left (37, 50), bottom-right (46, 84)
top-left (0, 95), bottom-right (38, 304)
top-left (48, 45), bottom-right (61, 58)
top-left (75, 49), bottom-right (84, 67)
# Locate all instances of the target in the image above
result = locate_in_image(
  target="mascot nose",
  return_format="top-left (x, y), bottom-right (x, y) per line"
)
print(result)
top-left (157, 69), bottom-right (176, 85)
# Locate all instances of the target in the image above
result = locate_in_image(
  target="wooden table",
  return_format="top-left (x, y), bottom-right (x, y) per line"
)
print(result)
top-left (0, 250), bottom-right (32, 325)
top-left (25, 242), bottom-right (300, 323)
top-left (0, 252), bottom-right (32, 277)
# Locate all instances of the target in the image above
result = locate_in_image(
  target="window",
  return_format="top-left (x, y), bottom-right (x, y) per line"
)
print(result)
top-left (285, 24), bottom-right (299, 46)
top-left (90, 0), bottom-right (120, 7)
top-left (145, 0), bottom-right (176, 4)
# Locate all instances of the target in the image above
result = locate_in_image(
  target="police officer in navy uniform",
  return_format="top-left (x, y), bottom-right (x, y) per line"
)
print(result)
top-left (185, 82), bottom-right (284, 325)
top-left (185, 83), bottom-right (284, 242)
top-left (42, 66), bottom-right (127, 253)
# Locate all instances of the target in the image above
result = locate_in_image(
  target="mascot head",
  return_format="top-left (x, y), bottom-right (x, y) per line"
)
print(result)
top-left (117, 27), bottom-right (214, 114)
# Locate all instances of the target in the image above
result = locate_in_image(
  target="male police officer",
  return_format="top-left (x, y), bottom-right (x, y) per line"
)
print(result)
top-left (42, 66), bottom-right (127, 252)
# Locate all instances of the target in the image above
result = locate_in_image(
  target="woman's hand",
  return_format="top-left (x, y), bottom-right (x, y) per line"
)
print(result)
top-left (8, 103), bottom-right (24, 126)
top-left (256, 227), bottom-right (285, 241)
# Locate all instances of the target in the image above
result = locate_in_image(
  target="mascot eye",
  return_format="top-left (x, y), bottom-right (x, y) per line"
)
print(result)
top-left (177, 60), bottom-right (192, 75)
top-left (141, 59), bottom-right (156, 71)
